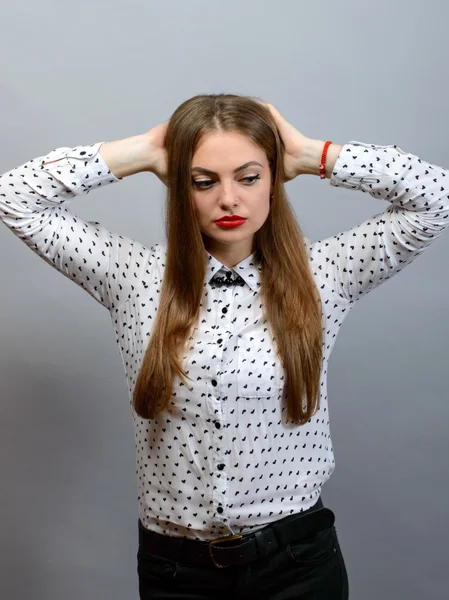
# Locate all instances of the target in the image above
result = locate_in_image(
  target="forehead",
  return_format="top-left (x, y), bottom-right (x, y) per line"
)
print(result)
top-left (192, 130), bottom-right (267, 166)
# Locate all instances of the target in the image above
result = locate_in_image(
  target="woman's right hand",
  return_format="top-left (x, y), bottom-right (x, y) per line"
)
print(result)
top-left (146, 120), bottom-right (169, 186)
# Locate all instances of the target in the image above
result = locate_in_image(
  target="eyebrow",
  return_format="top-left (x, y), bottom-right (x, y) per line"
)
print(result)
top-left (191, 161), bottom-right (264, 175)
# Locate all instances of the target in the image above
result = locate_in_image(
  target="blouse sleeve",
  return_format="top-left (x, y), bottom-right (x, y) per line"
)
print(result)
top-left (308, 141), bottom-right (449, 305)
top-left (0, 142), bottom-right (129, 310)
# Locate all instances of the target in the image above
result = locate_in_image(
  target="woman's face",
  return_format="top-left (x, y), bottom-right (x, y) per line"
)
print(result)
top-left (191, 130), bottom-right (272, 266)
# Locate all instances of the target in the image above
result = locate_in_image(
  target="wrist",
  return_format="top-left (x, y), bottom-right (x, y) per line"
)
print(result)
top-left (296, 139), bottom-right (343, 178)
top-left (99, 133), bottom-right (155, 179)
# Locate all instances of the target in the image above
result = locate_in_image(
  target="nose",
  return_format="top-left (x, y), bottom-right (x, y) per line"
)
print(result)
top-left (218, 181), bottom-right (238, 207)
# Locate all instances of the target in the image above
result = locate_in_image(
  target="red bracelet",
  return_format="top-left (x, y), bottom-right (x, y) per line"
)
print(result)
top-left (319, 141), bottom-right (332, 179)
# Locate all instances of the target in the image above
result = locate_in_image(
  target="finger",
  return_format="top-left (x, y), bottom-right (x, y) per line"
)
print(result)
top-left (265, 104), bottom-right (287, 128)
top-left (253, 100), bottom-right (291, 138)
top-left (255, 101), bottom-right (285, 129)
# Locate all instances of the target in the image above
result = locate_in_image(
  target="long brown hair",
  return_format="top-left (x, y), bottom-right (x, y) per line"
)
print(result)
top-left (133, 94), bottom-right (324, 425)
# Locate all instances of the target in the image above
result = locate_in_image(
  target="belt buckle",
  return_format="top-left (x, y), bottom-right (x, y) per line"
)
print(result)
top-left (208, 534), bottom-right (243, 568)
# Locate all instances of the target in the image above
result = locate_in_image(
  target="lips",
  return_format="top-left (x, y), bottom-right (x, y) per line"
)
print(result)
top-left (215, 216), bottom-right (246, 223)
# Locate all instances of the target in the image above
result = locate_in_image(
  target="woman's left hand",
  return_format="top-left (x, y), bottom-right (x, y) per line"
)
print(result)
top-left (260, 103), bottom-right (311, 181)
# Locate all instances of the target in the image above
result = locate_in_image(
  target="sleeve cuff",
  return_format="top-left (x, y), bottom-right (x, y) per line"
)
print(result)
top-left (36, 141), bottom-right (121, 195)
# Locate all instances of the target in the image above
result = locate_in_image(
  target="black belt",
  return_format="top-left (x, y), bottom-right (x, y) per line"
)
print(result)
top-left (138, 497), bottom-right (335, 569)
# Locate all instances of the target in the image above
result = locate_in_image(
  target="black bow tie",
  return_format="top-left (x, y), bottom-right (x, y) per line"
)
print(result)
top-left (211, 270), bottom-right (245, 287)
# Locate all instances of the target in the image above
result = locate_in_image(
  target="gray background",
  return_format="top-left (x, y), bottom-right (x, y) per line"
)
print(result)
top-left (0, 0), bottom-right (448, 598)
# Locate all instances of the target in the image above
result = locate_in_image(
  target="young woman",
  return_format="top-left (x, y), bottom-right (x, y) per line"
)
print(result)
top-left (1, 94), bottom-right (448, 599)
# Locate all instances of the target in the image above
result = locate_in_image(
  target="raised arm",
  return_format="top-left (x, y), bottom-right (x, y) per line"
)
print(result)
top-left (261, 103), bottom-right (449, 306)
top-left (0, 126), bottom-right (167, 311)
top-left (309, 141), bottom-right (449, 304)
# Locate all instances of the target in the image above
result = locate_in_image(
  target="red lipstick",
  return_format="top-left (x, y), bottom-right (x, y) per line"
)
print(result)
top-left (214, 215), bottom-right (247, 228)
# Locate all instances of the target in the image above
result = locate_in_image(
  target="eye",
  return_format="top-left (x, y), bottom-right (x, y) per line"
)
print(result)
top-left (241, 174), bottom-right (261, 185)
top-left (192, 174), bottom-right (261, 189)
top-left (192, 179), bottom-right (214, 189)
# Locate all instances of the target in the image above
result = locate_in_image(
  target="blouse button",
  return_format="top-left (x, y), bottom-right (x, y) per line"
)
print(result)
top-left (221, 307), bottom-right (228, 314)
top-left (212, 380), bottom-right (218, 386)
top-left (217, 464), bottom-right (225, 471)
top-left (217, 338), bottom-right (223, 345)
top-left (215, 422), bottom-right (221, 429)
top-left (217, 506), bottom-right (224, 514)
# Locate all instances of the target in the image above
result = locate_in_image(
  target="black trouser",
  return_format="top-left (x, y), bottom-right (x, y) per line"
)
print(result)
top-left (137, 500), bottom-right (349, 599)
